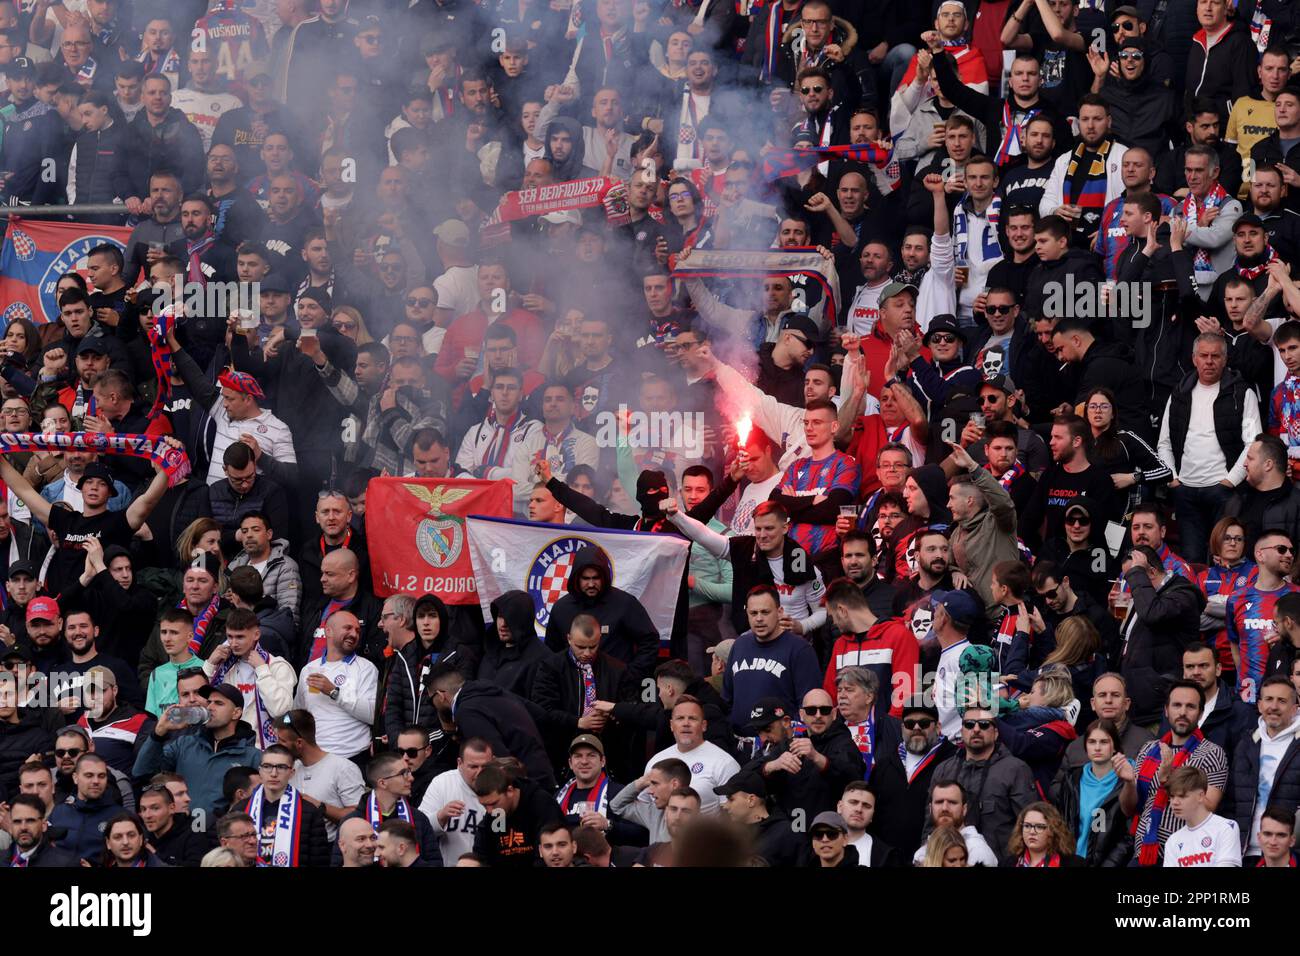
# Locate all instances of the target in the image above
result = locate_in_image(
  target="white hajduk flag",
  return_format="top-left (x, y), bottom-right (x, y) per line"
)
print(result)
top-left (466, 516), bottom-right (690, 642)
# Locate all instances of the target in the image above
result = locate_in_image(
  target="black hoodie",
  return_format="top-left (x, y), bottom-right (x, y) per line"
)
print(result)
top-left (453, 680), bottom-right (556, 790)
top-left (478, 591), bottom-right (550, 698)
top-left (543, 547), bottom-right (660, 683)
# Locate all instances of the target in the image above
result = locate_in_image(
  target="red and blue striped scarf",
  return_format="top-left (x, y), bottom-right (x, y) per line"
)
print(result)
top-left (1182, 182), bottom-right (1230, 272)
top-left (185, 596), bottom-right (221, 655)
top-left (1133, 730), bottom-right (1204, 866)
top-left (995, 100), bottom-right (1039, 166)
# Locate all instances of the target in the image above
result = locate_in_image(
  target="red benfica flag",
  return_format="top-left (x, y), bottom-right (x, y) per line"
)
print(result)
top-left (367, 476), bottom-right (513, 603)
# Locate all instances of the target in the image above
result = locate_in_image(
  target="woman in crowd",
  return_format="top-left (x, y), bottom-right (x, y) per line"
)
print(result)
top-left (1002, 803), bottom-right (1085, 867)
top-left (1051, 719), bottom-right (1135, 866)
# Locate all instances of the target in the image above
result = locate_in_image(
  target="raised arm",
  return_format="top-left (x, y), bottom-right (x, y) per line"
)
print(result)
top-left (125, 439), bottom-right (182, 530)
top-left (662, 498), bottom-right (731, 558)
top-left (0, 455), bottom-right (52, 526)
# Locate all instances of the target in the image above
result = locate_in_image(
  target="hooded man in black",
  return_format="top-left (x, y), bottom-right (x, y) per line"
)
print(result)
top-left (477, 590), bottom-right (549, 698)
top-left (544, 116), bottom-right (598, 182)
top-left (545, 467), bottom-right (698, 659)
top-left (543, 546), bottom-right (661, 684)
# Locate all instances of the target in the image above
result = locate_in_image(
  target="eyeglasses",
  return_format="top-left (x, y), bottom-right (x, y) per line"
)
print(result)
top-left (406, 297), bottom-right (434, 308)
top-left (984, 304), bottom-right (1014, 314)
top-left (902, 717), bottom-right (934, 730)
top-left (61, 40), bottom-right (91, 47)
top-left (1265, 544), bottom-right (1294, 555)
top-left (380, 769), bottom-right (414, 782)
top-left (227, 830), bottom-right (258, 841)
top-left (1112, 19), bottom-right (1138, 31)
top-left (802, 705), bottom-right (834, 716)
top-left (788, 333), bottom-right (811, 347)
top-left (799, 85), bottom-right (826, 95)
top-left (398, 747), bottom-right (426, 759)
top-left (1037, 586), bottom-right (1059, 601)
top-left (1117, 50), bottom-right (1144, 60)
top-left (54, 748), bottom-right (84, 758)
top-left (260, 762), bottom-right (293, 773)
top-left (962, 719), bottom-right (995, 730)
top-left (928, 333), bottom-right (958, 344)
top-left (810, 829), bottom-right (841, 841)
top-left (1064, 514), bottom-right (1091, 526)
top-left (1022, 821), bottom-right (1049, 832)
top-left (1085, 402), bottom-right (1112, 411)
top-left (390, 335), bottom-right (418, 344)
top-left (979, 394), bottom-right (1001, 404)
top-left (801, 17), bottom-right (830, 25)
top-left (1221, 534), bottom-right (1245, 544)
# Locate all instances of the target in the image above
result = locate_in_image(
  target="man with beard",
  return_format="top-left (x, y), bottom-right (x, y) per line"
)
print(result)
top-left (124, 169), bottom-right (185, 281)
top-left (4, 794), bottom-right (77, 867)
top-left (137, 783), bottom-right (207, 866)
top-left (835, 531), bottom-right (896, 620)
top-left (1127, 681), bottom-right (1229, 866)
top-left (867, 696), bottom-right (956, 855)
top-left (823, 578), bottom-right (918, 715)
top-left (1157, 97), bottom-right (1243, 200)
top-left (1094, 38), bottom-right (1179, 159)
top-left (1244, 166), bottom-right (1300, 265)
top-left (843, 241), bottom-right (895, 337)
top-left (1038, 95), bottom-right (1128, 248)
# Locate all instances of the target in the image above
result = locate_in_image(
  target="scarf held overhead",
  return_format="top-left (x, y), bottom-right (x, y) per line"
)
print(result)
top-left (481, 177), bottom-right (631, 247)
top-left (670, 247), bottom-right (840, 323)
top-left (761, 142), bottom-right (893, 181)
top-left (0, 432), bottom-right (189, 486)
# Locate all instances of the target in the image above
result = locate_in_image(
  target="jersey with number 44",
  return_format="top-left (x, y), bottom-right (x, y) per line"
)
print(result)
top-left (194, 1), bottom-right (271, 87)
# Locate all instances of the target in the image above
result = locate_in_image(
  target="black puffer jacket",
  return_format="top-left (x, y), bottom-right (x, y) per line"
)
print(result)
top-left (127, 107), bottom-right (206, 195)
top-left (543, 546), bottom-right (660, 683)
top-left (1119, 567), bottom-right (1207, 726)
top-left (1052, 764), bottom-right (1133, 866)
top-left (478, 591), bottom-right (550, 698)
top-left (70, 119), bottom-right (135, 205)
top-left (743, 719), bottom-right (869, 819)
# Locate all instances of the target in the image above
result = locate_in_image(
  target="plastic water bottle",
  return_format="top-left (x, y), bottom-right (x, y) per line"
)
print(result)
top-left (167, 706), bottom-right (210, 726)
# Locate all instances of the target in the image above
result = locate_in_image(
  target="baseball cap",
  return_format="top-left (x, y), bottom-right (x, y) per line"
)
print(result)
top-left (75, 335), bottom-right (112, 357)
top-left (26, 595), bottom-right (59, 623)
top-left (878, 280), bottom-right (919, 305)
top-left (75, 462), bottom-right (114, 491)
top-left (7, 559), bottom-right (36, 579)
top-left (930, 589), bottom-right (980, 629)
top-left (923, 314), bottom-right (965, 344)
top-left (433, 219), bottom-right (470, 248)
top-left (713, 770), bottom-right (768, 799)
top-left (259, 272), bottom-right (292, 295)
top-left (7, 57), bottom-right (34, 78)
top-left (420, 33), bottom-right (455, 57)
top-left (744, 696), bottom-right (792, 734)
top-left (779, 312), bottom-right (821, 345)
top-left (568, 733), bottom-right (605, 756)
top-left (84, 664), bottom-right (116, 688)
top-left (1, 646), bottom-right (31, 664)
top-left (1234, 213), bottom-right (1266, 232)
top-left (983, 373), bottom-right (1017, 395)
top-left (199, 683), bottom-right (244, 709)
top-left (811, 811), bottom-right (849, 834)
top-left (706, 638), bottom-right (735, 664)
top-left (1111, 5), bottom-right (1142, 20)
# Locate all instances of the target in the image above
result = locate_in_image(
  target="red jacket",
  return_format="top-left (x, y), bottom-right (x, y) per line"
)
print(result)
top-left (823, 617), bottom-right (919, 717)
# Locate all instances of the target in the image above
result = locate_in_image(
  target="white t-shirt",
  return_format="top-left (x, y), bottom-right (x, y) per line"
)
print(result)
top-left (643, 741), bottom-right (740, 815)
top-left (845, 279), bottom-right (889, 336)
top-left (934, 639), bottom-right (970, 739)
top-left (171, 88), bottom-right (244, 150)
top-left (292, 655), bottom-right (379, 758)
top-left (291, 753), bottom-right (366, 841)
top-left (729, 472), bottom-right (782, 536)
top-left (1163, 813), bottom-right (1242, 867)
top-left (432, 266), bottom-right (479, 318)
top-left (206, 404), bottom-right (296, 484)
top-left (417, 769), bottom-right (486, 863)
